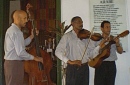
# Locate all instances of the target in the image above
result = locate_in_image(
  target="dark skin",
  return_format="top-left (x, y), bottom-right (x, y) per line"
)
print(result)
top-left (99, 23), bottom-right (123, 54)
top-left (67, 17), bottom-right (83, 66)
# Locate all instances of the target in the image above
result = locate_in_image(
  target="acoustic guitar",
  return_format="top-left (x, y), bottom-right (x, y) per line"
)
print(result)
top-left (88, 30), bottom-right (129, 68)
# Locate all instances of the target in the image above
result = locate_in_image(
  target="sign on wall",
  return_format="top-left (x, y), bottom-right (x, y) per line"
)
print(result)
top-left (89, 0), bottom-right (128, 52)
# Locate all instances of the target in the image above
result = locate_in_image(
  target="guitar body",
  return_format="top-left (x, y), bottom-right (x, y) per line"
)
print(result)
top-left (88, 48), bottom-right (110, 68)
top-left (88, 30), bottom-right (129, 68)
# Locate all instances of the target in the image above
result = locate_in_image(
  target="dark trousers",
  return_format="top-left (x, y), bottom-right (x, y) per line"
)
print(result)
top-left (66, 63), bottom-right (89, 85)
top-left (94, 61), bottom-right (116, 85)
top-left (4, 60), bottom-right (24, 85)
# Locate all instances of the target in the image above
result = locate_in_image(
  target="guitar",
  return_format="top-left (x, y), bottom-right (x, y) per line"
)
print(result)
top-left (88, 30), bottom-right (129, 68)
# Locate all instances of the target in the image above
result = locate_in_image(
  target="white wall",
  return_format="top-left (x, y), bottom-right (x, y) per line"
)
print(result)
top-left (61, 0), bottom-right (130, 85)
top-left (61, 0), bottom-right (90, 32)
top-left (9, 1), bottom-right (20, 25)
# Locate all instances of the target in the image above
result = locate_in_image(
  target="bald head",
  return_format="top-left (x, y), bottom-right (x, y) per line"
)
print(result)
top-left (13, 10), bottom-right (28, 28)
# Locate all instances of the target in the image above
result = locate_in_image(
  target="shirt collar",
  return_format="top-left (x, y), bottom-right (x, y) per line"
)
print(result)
top-left (72, 30), bottom-right (77, 37)
top-left (11, 23), bottom-right (21, 31)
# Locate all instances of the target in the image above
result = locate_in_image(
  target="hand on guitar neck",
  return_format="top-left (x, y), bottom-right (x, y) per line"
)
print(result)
top-left (100, 35), bottom-right (123, 54)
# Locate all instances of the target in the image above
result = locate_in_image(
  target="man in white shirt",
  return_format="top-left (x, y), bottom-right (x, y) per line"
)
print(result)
top-left (90, 21), bottom-right (123, 85)
top-left (4, 10), bottom-right (43, 85)
top-left (55, 16), bottom-right (93, 85)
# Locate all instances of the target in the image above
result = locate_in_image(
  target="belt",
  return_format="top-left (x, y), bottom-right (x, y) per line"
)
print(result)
top-left (103, 61), bottom-right (115, 63)
top-left (5, 60), bottom-right (24, 62)
top-left (68, 62), bottom-right (88, 66)
top-left (103, 61), bottom-right (115, 62)
top-left (81, 62), bottom-right (88, 66)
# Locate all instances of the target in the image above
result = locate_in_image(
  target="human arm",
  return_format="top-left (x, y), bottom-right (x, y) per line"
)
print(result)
top-left (67, 60), bottom-right (81, 66)
top-left (33, 56), bottom-right (43, 63)
top-left (55, 34), bottom-right (81, 66)
top-left (87, 40), bottom-right (100, 59)
top-left (24, 28), bottom-right (39, 46)
top-left (113, 37), bottom-right (123, 54)
top-left (88, 39), bottom-right (108, 59)
top-left (14, 31), bottom-right (35, 60)
top-left (55, 34), bottom-right (69, 63)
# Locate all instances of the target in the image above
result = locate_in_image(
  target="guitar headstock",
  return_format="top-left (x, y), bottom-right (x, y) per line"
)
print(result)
top-left (117, 30), bottom-right (129, 38)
